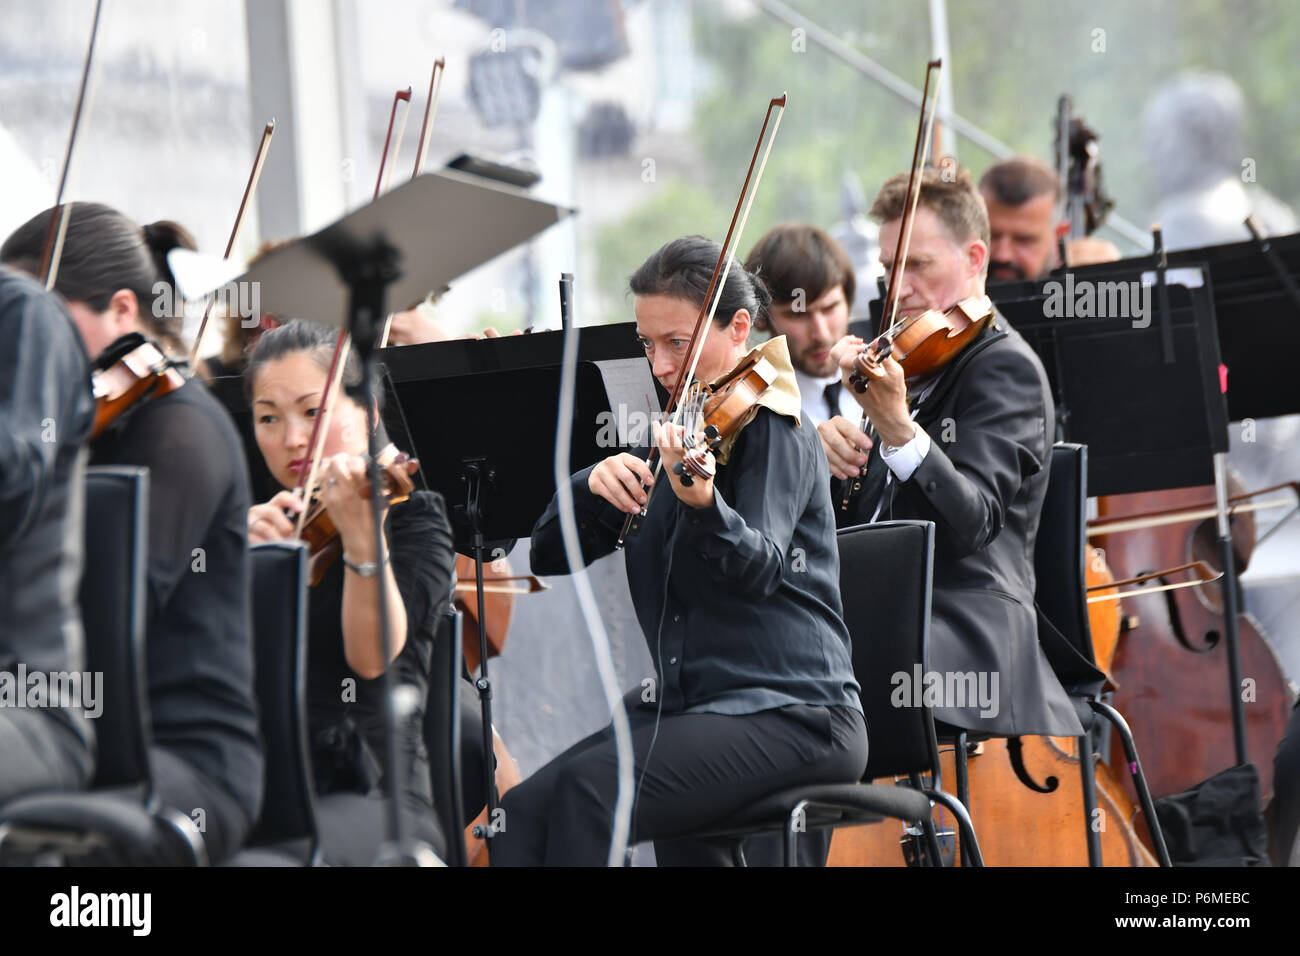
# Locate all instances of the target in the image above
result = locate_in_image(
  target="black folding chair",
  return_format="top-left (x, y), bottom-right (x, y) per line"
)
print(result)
top-left (426, 609), bottom-right (469, 867)
top-left (661, 520), bottom-right (982, 866)
top-left (225, 541), bottom-right (320, 866)
top-left (1032, 442), bottom-right (1171, 866)
top-left (0, 467), bottom-right (206, 865)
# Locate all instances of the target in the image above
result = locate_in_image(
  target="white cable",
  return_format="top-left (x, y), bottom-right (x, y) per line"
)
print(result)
top-left (553, 310), bottom-right (636, 867)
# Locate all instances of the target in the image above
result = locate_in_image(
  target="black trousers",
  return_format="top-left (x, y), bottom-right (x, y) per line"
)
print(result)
top-left (80, 746), bottom-right (251, 865)
top-left (492, 691), bottom-right (867, 866)
top-left (0, 709), bottom-right (92, 804)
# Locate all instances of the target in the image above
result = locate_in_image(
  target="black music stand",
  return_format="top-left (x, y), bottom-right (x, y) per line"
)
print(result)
top-left (991, 256), bottom-right (1259, 771)
top-left (378, 321), bottom-right (657, 850)
top-left (990, 230), bottom-right (1300, 422)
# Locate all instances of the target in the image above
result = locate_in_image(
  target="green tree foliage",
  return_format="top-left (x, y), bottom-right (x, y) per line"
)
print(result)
top-left (592, 0), bottom-right (1299, 318)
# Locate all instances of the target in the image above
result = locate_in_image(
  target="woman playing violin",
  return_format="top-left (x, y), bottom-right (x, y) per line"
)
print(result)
top-left (494, 235), bottom-right (868, 867)
top-left (2, 203), bottom-right (263, 865)
top-left (243, 319), bottom-right (457, 864)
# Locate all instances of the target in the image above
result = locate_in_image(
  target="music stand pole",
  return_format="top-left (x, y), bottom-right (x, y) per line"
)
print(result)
top-left (559, 272), bottom-right (574, 331)
top-left (1151, 230), bottom-right (1247, 765)
top-left (339, 239), bottom-right (440, 866)
top-left (463, 463), bottom-right (500, 850)
top-left (1213, 452), bottom-right (1250, 766)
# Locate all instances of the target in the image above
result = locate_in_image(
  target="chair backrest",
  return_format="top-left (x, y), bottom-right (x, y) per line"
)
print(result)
top-left (1033, 442), bottom-right (1099, 669)
top-left (80, 466), bottom-right (153, 789)
top-left (837, 520), bottom-right (941, 780)
top-left (247, 541), bottom-right (318, 847)
top-left (425, 609), bottom-right (467, 867)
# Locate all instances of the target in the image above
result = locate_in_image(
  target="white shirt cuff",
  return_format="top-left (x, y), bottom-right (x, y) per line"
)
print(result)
top-left (879, 424), bottom-right (931, 482)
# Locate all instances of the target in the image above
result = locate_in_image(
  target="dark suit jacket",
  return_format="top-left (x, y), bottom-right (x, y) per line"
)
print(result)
top-left (839, 310), bottom-right (1083, 737)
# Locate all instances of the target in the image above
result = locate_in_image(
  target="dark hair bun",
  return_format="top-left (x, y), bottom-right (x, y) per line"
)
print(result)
top-left (748, 270), bottom-right (772, 310)
top-left (141, 220), bottom-right (197, 289)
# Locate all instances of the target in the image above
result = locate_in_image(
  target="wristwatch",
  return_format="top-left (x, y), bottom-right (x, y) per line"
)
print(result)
top-left (342, 554), bottom-right (382, 578)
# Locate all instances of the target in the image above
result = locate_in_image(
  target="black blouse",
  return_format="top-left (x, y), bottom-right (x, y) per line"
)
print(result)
top-left (89, 372), bottom-right (263, 821)
top-left (531, 406), bottom-right (862, 717)
top-left (304, 489), bottom-right (455, 800)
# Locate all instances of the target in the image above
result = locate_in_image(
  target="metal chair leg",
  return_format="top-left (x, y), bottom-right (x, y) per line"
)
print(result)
top-left (954, 732), bottom-right (971, 811)
top-left (953, 733), bottom-right (971, 867)
top-left (924, 789), bottom-right (984, 867)
top-left (908, 772), bottom-right (946, 867)
top-left (1077, 730), bottom-right (1103, 866)
top-left (1090, 698), bottom-right (1173, 867)
top-left (157, 807), bottom-right (210, 866)
top-left (784, 800), bottom-right (808, 867)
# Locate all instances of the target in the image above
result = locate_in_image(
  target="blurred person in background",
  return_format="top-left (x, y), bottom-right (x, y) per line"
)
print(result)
top-left (0, 265), bottom-right (97, 806)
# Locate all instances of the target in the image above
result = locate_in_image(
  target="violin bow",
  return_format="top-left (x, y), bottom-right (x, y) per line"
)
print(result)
top-left (453, 574), bottom-right (549, 596)
top-left (377, 86), bottom-right (413, 199)
top-left (377, 59), bottom-right (446, 350)
top-left (411, 57), bottom-right (445, 180)
top-left (38, 0), bottom-right (104, 291)
top-left (188, 119), bottom-right (276, 367)
top-left (879, 58), bottom-right (942, 342)
top-left (616, 92), bottom-right (787, 547)
top-left (839, 58), bottom-right (941, 512)
top-left (292, 76), bottom-right (430, 534)
top-left (292, 335), bottom-right (352, 537)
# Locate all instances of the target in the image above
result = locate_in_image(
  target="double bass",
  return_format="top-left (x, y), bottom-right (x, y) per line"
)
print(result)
top-left (1093, 479), bottom-right (1297, 809)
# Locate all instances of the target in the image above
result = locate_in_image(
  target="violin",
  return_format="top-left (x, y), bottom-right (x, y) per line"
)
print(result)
top-left (89, 333), bottom-right (188, 440)
top-left (294, 444), bottom-right (419, 586)
top-left (670, 353), bottom-right (778, 485)
top-left (846, 294), bottom-right (993, 391)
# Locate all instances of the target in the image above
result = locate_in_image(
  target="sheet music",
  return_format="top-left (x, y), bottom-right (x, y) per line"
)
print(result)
top-left (1141, 266), bottom-right (1205, 288)
top-left (593, 358), bottom-right (662, 447)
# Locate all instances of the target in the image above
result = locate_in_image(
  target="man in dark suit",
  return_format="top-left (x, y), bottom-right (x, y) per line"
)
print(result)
top-left (822, 167), bottom-right (1082, 738)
